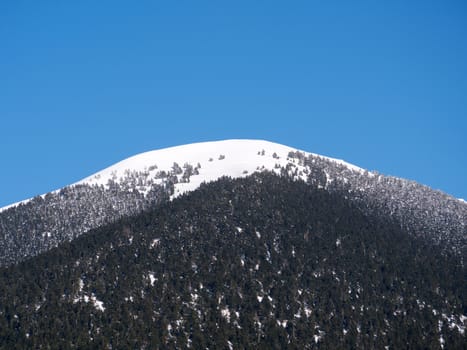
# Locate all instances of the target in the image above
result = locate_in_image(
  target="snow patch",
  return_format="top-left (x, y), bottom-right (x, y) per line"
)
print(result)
top-left (148, 273), bottom-right (156, 286)
top-left (150, 238), bottom-right (160, 248)
top-left (221, 307), bottom-right (231, 322)
top-left (74, 293), bottom-right (105, 312)
top-left (93, 297), bottom-right (105, 312)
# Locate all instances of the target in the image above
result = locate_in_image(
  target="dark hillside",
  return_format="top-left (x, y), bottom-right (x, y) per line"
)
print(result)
top-left (0, 173), bottom-right (464, 349)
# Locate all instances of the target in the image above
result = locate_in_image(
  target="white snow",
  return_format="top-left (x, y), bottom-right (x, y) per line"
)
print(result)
top-left (221, 307), bottom-right (231, 322)
top-left (191, 293), bottom-right (199, 302)
top-left (439, 320), bottom-right (445, 349)
top-left (441, 313), bottom-right (466, 335)
top-left (148, 273), bottom-right (156, 286)
top-left (78, 139), bottom-right (309, 199)
top-left (93, 297), bottom-right (105, 312)
top-left (74, 292), bottom-right (105, 312)
top-left (150, 238), bottom-right (160, 248)
top-left (0, 139), bottom-right (367, 212)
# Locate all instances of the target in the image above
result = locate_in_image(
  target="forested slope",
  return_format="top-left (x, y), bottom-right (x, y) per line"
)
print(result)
top-left (0, 173), bottom-right (464, 349)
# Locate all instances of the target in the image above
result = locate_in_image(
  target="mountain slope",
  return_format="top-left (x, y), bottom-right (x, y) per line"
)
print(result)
top-left (76, 139), bottom-right (364, 197)
top-left (0, 140), bottom-right (465, 266)
top-left (0, 174), bottom-right (464, 349)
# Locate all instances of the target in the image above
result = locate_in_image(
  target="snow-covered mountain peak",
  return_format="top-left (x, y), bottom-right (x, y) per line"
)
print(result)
top-left (0, 139), bottom-right (363, 213)
top-left (77, 139), bottom-right (364, 198)
top-left (1, 139), bottom-right (465, 267)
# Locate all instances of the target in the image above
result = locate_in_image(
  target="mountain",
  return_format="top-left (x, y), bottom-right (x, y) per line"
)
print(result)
top-left (0, 173), bottom-right (465, 349)
top-left (0, 140), bottom-right (465, 267)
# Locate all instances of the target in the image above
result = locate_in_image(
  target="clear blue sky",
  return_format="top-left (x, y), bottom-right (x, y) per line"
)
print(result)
top-left (1, 0), bottom-right (466, 207)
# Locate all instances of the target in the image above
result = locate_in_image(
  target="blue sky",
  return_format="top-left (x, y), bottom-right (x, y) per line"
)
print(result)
top-left (1, 0), bottom-right (466, 207)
